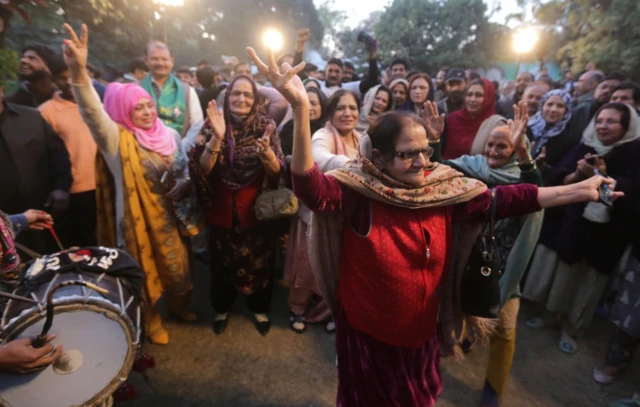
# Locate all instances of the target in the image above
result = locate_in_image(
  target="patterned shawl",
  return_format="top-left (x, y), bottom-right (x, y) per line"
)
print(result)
top-left (528, 89), bottom-right (573, 157)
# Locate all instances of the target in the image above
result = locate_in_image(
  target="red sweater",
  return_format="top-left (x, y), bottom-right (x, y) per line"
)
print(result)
top-left (292, 164), bottom-right (541, 347)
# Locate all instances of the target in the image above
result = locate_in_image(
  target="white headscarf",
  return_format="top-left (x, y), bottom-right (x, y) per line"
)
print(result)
top-left (582, 104), bottom-right (640, 155)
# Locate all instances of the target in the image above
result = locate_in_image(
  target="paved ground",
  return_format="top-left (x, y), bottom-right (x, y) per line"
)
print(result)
top-left (120, 262), bottom-right (638, 407)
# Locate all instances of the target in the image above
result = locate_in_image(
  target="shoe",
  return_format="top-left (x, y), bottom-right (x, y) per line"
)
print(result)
top-left (256, 320), bottom-right (271, 336)
top-left (461, 338), bottom-right (475, 354)
top-left (526, 317), bottom-right (545, 329)
top-left (133, 352), bottom-right (156, 373)
top-left (213, 318), bottom-right (228, 335)
top-left (167, 293), bottom-right (197, 322)
top-left (594, 364), bottom-right (629, 384)
top-left (289, 313), bottom-right (306, 334)
top-left (147, 306), bottom-right (170, 345)
top-left (559, 329), bottom-right (577, 354)
top-left (112, 382), bottom-right (137, 402)
top-left (325, 318), bottom-right (336, 333)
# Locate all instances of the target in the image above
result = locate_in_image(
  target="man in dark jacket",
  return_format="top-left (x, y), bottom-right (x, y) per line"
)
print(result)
top-left (0, 84), bottom-right (72, 254)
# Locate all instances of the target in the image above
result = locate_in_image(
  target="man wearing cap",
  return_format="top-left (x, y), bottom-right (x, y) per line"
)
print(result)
top-left (436, 67), bottom-right (467, 115)
top-left (5, 44), bottom-right (63, 108)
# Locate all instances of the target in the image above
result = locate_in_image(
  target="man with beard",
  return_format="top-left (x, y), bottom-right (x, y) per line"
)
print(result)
top-left (38, 59), bottom-right (98, 247)
top-left (569, 72), bottom-right (625, 141)
top-left (436, 67), bottom-right (466, 116)
top-left (0, 82), bottom-right (72, 254)
top-left (343, 61), bottom-right (356, 83)
top-left (6, 45), bottom-right (62, 108)
top-left (496, 71), bottom-right (534, 119)
top-left (433, 67), bottom-right (449, 102)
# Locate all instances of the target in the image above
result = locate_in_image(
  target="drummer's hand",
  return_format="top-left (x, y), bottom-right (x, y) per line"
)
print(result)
top-left (23, 209), bottom-right (53, 231)
top-left (0, 334), bottom-right (62, 374)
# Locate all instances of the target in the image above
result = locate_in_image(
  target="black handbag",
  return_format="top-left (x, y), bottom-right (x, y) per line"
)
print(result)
top-left (461, 189), bottom-right (502, 318)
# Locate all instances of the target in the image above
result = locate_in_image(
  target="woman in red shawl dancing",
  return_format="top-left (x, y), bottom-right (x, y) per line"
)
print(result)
top-left (247, 46), bottom-right (622, 407)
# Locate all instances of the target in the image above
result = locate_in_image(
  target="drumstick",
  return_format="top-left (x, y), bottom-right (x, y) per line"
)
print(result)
top-left (0, 291), bottom-right (39, 304)
top-left (32, 281), bottom-right (110, 348)
top-left (47, 225), bottom-right (64, 252)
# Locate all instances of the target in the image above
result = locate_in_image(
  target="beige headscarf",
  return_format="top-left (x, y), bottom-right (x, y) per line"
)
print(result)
top-left (582, 104), bottom-right (640, 155)
top-left (470, 115), bottom-right (509, 156)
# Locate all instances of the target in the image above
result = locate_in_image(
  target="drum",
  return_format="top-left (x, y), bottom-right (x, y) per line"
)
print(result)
top-left (0, 247), bottom-right (144, 407)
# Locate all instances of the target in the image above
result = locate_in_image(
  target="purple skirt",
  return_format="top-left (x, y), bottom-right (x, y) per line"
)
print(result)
top-left (336, 306), bottom-right (443, 407)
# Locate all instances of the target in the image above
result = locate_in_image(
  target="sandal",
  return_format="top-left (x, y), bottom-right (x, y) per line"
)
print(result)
top-left (593, 364), bottom-right (630, 384)
top-left (559, 330), bottom-right (577, 354)
top-left (325, 318), bottom-right (336, 333)
top-left (289, 313), bottom-right (306, 334)
top-left (526, 317), bottom-right (545, 329)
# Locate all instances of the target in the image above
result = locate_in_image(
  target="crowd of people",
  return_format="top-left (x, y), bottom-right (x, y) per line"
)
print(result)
top-left (0, 22), bottom-right (639, 407)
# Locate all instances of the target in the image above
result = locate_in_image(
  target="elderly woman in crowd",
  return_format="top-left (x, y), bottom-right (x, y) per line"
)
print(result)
top-left (190, 74), bottom-right (285, 336)
top-left (435, 101), bottom-right (544, 407)
top-left (390, 78), bottom-right (411, 111)
top-left (524, 103), bottom-right (640, 354)
top-left (64, 24), bottom-right (201, 345)
top-left (526, 89), bottom-right (577, 179)
top-left (247, 45), bottom-right (621, 407)
top-left (442, 78), bottom-right (497, 160)
top-left (356, 84), bottom-right (393, 133)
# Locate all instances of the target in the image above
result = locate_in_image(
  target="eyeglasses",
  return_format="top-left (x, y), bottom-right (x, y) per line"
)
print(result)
top-left (394, 147), bottom-right (434, 161)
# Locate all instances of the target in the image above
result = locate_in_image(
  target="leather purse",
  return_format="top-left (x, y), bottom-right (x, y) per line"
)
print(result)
top-left (461, 189), bottom-right (502, 318)
top-left (254, 183), bottom-right (299, 221)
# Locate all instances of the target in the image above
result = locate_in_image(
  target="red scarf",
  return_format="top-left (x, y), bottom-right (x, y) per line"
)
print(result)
top-left (443, 78), bottom-right (496, 160)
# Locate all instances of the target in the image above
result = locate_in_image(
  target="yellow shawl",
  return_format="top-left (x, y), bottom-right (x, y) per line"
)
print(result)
top-left (96, 127), bottom-right (200, 305)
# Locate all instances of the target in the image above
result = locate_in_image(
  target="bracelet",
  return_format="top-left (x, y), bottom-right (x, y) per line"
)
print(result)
top-left (428, 139), bottom-right (441, 144)
top-left (205, 145), bottom-right (221, 155)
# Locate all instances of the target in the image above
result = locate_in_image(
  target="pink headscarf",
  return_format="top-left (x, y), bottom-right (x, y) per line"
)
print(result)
top-left (104, 82), bottom-right (176, 156)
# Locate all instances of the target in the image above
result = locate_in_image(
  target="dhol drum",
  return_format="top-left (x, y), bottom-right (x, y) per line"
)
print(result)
top-left (0, 247), bottom-right (144, 407)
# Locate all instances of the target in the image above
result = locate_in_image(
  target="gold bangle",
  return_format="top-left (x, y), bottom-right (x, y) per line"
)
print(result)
top-left (205, 145), bottom-right (220, 155)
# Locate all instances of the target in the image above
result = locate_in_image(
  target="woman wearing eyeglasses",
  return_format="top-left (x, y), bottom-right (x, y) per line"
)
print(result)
top-left (245, 46), bottom-right (624, 406)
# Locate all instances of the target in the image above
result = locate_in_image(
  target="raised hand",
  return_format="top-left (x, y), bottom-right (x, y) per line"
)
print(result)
top-left (256, 123), bottom-right (276, 162)
top-left (246, 47), bottom-right (307, 109)
top-left (422, 101), bottom-right (445, 141)
top-left (509, 100), bottom-right (529, 150)
top-left (509, 100), bottom-right (530, 161)
top-left (62, 23), bottom-right (88, 74)
top-left (206, 100), bottom-right (226, 139)
top-left (296, 29), bottom-right (310, 46)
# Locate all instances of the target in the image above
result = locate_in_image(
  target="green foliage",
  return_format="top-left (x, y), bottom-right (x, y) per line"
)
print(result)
top-left (527, 0), bottom-right (640, 80)
top-left (0, 48), bottom-right (19, 89)
top-left (373, 0), bottom-right (512, 72)
top-left (4, 0), bottom-right (324, 74)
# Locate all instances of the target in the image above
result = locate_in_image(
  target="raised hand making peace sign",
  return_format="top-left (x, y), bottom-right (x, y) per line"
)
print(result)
top-left (246, 47), bottom-right (307, 109)
top-left (62, 23), bottom-right (89, 77)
